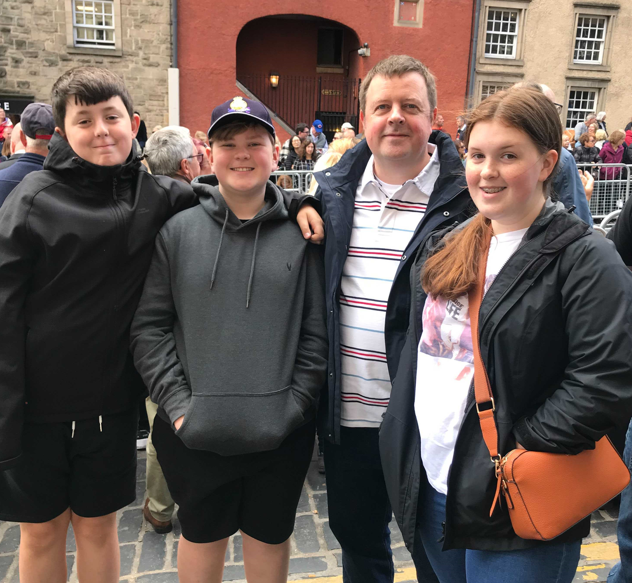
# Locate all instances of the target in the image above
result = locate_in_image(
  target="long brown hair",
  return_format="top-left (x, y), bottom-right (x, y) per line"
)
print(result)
top-left (422, 87), bottom-right (562, 301)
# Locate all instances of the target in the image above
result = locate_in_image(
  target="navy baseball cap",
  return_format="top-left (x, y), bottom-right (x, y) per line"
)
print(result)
top-left (21, 103), bottom-right (55, 140)
top-left (312, 119), bottom-right (323, 133)
top-left (207, 96), bottom-right (275, 140)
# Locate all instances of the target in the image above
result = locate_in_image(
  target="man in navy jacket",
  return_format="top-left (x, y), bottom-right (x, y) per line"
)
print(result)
top-left (298, 55), bottom-right (474, 583)
top-left (0, 103), bottom-right (53, 207)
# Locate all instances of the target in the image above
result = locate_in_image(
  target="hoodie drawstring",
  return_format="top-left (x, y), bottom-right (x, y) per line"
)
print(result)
top-left (246, 223), bottom-right (262, 309)
top-left (210, 209), bottom-right (229, 290)
top-left (71, 416), bottom-right (103, 439)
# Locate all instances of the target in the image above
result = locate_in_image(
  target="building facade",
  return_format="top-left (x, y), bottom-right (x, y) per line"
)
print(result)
top-left (0, 0), bottom-right (172, 129)
top-left (471, 0), bottom-right (632, 132)
top-left (175, 0), bottom-right (476, 142)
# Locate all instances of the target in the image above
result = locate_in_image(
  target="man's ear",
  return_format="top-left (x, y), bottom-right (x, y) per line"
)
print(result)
top-left (130, 113), bottom-right (140, 139)
top-left (18, 128), bottom-right (27, 147)
top-left (179, 158), bottom-right (190, 177)
top-left (431, 108), bottom-right (439, 124)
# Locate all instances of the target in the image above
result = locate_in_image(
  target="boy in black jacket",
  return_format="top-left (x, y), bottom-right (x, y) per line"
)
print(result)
top-left (0, 67), bottom-right (198, 582)
top-left (130, 97), bottom-right (328, 582)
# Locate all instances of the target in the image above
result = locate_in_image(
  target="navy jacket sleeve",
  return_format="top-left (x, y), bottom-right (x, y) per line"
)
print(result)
top-left (552, 148), bottom-right (593, 226)
top-left (0, 185), bottom-right (36, 470)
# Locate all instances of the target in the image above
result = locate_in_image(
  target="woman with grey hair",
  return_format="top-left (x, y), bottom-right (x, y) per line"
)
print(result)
top-left (596, 111), bottom-right (608, 136)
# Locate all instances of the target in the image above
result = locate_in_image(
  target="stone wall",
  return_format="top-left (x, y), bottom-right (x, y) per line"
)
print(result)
top-left (0, 0), bottom-right (172, 130)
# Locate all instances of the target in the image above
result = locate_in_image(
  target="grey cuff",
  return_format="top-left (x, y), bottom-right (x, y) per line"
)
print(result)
top-left (161, 388), bottom-right (191, 425)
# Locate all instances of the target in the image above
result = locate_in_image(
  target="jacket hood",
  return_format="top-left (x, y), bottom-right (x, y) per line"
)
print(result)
top-left (191, 174), bottom-right (289, 230)
top-left (190, 174), bottom-right (290, 307)
top-left (44, 132), bottom-right (142, 183)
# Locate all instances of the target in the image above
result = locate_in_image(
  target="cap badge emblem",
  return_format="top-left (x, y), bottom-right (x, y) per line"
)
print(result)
top-left (228, 97), bottom-right (250, 113)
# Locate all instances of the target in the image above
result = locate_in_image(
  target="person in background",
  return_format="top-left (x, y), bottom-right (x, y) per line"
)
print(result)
top-left (192, 137), bottom-right (212, 175)
top-left (0, 131), bottom-right (11, 162)
top-left (144, 126), bottom-right (203, 185)
top-left (455, 115), bottom-right (467, 140)
top-left (308, 151), bottom-right (342, 196)
top-left (195, 130), bottom-right (209, 146)
top-left (279, 123), bottom-right (310, 166)
top-left (574, 113), bottom-right (596, 142)
top-left (454, 139), bottom-right (466, 165)
top-left (596, 111), bottom-right (608, 136)
top-left (562, 133), bottom-right (572, 152)
top-left (310, 119), bottom-right (328, 154)
top-left (0, 122), bottom-right (27, 170)
top-left (332, 131), bottom-right (342, 141)
top-left (293, 139), bottom-right (320, 192)
top-left (595, 129), bottom-right (607, 151)
top-left (563, 129), bottom-right (576, 151)
top-left (431, 113), bottom-right (445, 132)
top-left (341, 122), bottom-right (356, 139)
top-left (282, 135), bottom-right (302, 171)
top-left (598, 130), bottom-right (626, 179)
top-left (0, 108), bottom-right (13, 146)
top-left (0, 103), bottom-right (54, 206)
top-left (574, 132), bottom-right (600, 165)
top-left (152, 124), bottom-right (163, 134)
top-left (135, 111), bottom-right (148, 150)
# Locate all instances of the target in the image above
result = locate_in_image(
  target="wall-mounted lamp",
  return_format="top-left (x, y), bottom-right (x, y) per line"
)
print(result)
top-left (269, 72), bottom-right (279, 88)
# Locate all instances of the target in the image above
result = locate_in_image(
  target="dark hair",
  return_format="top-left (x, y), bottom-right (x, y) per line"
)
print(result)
top-left (51, 67), bottom-right (134, 131)
top-left (289, 134), bottom-right (302, 154)
top-left (579, 132), bottom-right (594, 146)
top-left (359, 55), bottom-right (437, 116)
top-left (296, 138), bottom-right (320, 161)
top-left (295, 123), bottom-right (308, 134)
top-left (209, 119), bottom-right (275, 146)
top-left (423, 87), bottom-right (562, 301)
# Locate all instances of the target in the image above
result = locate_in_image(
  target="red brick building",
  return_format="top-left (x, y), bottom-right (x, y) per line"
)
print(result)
top-left (176, 0), bottom-right (475, 142)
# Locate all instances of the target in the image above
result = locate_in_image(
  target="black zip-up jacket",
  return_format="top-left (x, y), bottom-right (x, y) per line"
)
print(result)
top-left (0, 133), bottom-right (197, 471)
top-left (380, 201), bottom-right (632, 553)
top-left (312, 131), bottom-right (475, 443)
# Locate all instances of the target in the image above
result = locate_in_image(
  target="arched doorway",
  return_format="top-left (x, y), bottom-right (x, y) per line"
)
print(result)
top-left (236, 15), bottom-right (362, 140)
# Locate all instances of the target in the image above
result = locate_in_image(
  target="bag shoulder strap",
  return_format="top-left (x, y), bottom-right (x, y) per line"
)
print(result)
top-left (468, 228), bottom-right (500, 461)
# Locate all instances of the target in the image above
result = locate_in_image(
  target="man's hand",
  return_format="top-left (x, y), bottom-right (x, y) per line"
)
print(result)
top-left (174, 415), bottom-right (184, 431)
top-left (579, 169), bottom-right (594, 201)
top-left (297, 205), bottom-right (325, 244)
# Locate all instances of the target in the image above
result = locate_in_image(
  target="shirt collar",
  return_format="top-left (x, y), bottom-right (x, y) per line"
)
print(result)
top-left (359, 143), bottom-right (440, 197)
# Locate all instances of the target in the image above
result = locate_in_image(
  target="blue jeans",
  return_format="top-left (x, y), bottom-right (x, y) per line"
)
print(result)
top-left (413, 477), bottom-right (581, 583)
top-left (325, 427), bottom-right (439, 583)
top-left (609, 419), bottom-right (632, 583)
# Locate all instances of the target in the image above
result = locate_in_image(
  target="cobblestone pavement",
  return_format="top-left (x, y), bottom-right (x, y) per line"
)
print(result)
top-left (0, 449), bottom-right (622, 582)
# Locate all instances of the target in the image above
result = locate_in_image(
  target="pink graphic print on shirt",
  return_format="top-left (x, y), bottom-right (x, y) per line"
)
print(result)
top-left (419, 274), bottom-right (498, 367)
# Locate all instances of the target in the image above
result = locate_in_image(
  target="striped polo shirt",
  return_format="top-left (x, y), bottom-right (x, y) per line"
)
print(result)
top-left (340, 146), bottom-right (440, 428)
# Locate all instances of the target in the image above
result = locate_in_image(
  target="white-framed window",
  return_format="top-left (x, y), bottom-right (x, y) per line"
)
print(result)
top-left (481, 83), bottom-right (509, 101)
top-left (484, 9), bottom-right (519, 59)
top-left (73, 0), bottom-right (115, 49)
top-left (573, 16), bottom-right (607, 64)
top-left (565, 88), bottom-right (597, 130)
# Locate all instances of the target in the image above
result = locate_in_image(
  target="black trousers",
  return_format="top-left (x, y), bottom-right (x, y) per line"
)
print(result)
top-left (324, 426), bottom-right (439, 583)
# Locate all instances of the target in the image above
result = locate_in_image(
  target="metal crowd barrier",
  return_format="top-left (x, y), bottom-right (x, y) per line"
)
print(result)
top-left (270, 170), bottom-right (316, 196)
top-left (577, 163), bottom-right (632, 223)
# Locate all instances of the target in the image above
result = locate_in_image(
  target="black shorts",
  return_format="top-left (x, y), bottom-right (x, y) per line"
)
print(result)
top-left (0, 409), bottom-right (137, 523)
top-left (153, 414), bottom-right (315, 544)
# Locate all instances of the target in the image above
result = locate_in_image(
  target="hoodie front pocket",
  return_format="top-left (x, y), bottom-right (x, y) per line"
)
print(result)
top-left (176, 385), bottom-right (304, 456)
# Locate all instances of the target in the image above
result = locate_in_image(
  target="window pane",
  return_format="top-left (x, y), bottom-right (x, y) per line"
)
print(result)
top-left (399, 1), bottom-right (418, 22)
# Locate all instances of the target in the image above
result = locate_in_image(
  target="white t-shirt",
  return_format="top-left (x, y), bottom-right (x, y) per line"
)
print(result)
top-left (415, 227), bottom-right (528, 494)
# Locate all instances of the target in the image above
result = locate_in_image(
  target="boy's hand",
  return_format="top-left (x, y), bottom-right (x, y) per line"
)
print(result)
top-left (297, 205), bottom-right (325, 244)
top-left (174, 415), bottom-right (184, 431)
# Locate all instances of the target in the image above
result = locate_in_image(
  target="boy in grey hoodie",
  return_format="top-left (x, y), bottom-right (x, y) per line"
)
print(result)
top-left (130, 97), bottom-right (328, 582)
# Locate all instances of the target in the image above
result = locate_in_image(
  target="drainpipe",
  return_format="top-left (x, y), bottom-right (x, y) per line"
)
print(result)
top-left (168, 0), bottom-right (180, 125)
top-left (467, 0), bottom-right (482, 107)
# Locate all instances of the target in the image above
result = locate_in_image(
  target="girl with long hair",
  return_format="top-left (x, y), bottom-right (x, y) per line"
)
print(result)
top-left (293, 139), bottom-right (319, 192)
top-left (380, 87), bottom-right (632, 583)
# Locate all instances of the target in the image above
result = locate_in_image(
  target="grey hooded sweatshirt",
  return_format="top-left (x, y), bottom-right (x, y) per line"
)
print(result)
top-left (131, 176), bottom-right (328, 456)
